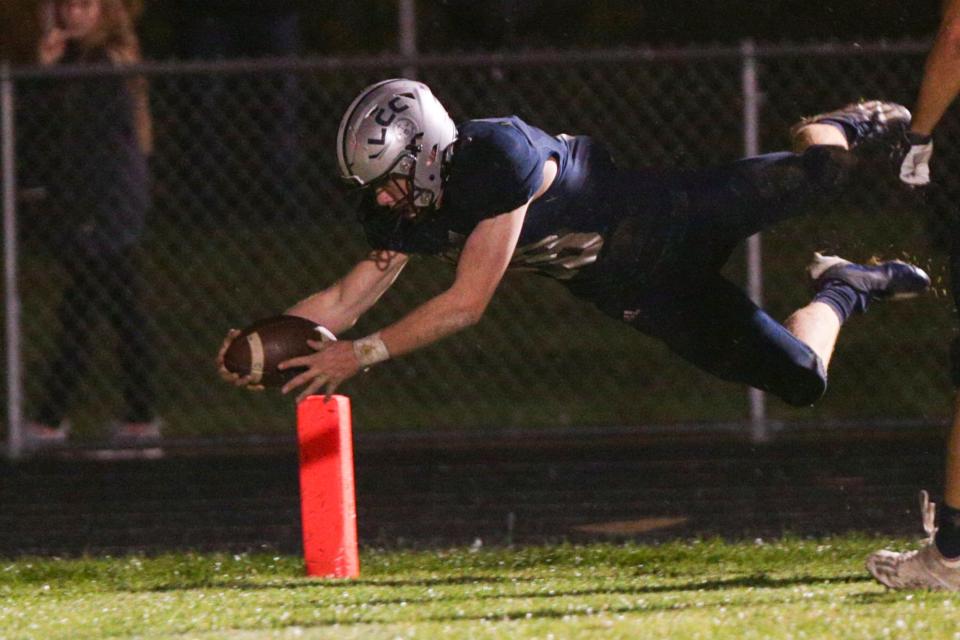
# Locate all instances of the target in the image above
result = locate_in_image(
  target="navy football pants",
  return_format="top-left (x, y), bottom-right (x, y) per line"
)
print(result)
top-left (582, 145), bottom-right (857, 406)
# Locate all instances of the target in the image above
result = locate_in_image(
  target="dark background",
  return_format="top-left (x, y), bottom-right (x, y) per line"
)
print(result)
top-left (0, 2), bottom-right (946, 64)
top-left (140, 1), bottom-right (942, 58)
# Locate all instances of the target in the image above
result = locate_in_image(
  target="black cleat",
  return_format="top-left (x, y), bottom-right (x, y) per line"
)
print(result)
top-left (790, 100), bottom-right (911, 148)
top-left (809, 252), bottom-right (930, 300)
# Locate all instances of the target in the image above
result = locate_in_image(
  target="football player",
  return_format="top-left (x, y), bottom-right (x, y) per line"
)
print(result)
top-left (219, 79), bottom-right (929, 415)
top-left (866, 0), bottom-right (960, 591)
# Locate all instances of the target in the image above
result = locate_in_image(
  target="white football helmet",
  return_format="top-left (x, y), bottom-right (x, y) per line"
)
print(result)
top-left (337, 79), bottom-right (457, 216)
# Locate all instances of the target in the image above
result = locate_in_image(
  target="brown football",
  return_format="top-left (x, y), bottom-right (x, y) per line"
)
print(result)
top-left (222, 315), bottom-right (335, 387)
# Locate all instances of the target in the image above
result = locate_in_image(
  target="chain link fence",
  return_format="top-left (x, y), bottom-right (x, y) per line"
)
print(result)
top-left (2, 41), bottom-right (956, 450)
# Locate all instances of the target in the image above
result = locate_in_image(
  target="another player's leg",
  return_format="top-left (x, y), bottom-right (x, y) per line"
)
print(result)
top-left (865, 239), bottom-right (960, 591)
top-left (866, 486), bottom-right (960, 591)
top-left (792, 108), bottom-right (949, 590)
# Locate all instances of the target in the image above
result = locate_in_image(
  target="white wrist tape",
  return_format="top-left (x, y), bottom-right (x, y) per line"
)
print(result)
top-left (353, 332), bottom-right (390, 368)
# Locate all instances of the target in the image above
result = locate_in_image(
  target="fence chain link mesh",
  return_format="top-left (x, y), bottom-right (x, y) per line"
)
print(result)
top-left (3, 43), bottom-right (955, 444)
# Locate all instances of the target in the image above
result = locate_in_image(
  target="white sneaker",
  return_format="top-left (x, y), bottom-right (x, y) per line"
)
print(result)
top-left (866, 491), bottom-right (960, 590)
top-left (22, 420), bottom-right (71, 451)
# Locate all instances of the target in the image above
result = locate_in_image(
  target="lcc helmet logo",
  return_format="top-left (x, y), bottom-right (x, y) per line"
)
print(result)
top-left (366, 95), bottom-right (413, 153)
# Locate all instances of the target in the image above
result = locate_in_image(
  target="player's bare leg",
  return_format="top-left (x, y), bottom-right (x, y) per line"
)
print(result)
top-left (792, 123), bottom-right (850, 152)
top-left (783, 302), bottom-right (841, 369)
top-left (785, 253), bottom-right (930, 378)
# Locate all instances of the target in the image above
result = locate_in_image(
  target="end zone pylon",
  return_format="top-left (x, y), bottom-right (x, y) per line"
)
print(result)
top-left (296, 395), bottom-right (359, 578)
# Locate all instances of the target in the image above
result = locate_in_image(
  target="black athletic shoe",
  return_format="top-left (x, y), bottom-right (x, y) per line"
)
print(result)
top-left (790, 100), bottom-right (911, 148)
top-left (809, 252), bottom-right (930, 300)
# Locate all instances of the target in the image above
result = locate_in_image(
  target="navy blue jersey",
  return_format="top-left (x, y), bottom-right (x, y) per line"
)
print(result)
top-left (356, 112), bottom-right (873, 408)
top-left (361, 116), bottom-right (618, 280)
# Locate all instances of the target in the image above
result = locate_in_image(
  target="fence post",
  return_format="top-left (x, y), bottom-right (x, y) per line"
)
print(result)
top-left (1, 61), bottom-right (24, 460)
top-left (740, 40), bottom-right (770, 443)
top-left (398, 0), bottom-right (417, 79)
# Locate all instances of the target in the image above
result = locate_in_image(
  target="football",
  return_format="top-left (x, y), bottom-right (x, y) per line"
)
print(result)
top-left (222, 315), bottom-right (336, 387)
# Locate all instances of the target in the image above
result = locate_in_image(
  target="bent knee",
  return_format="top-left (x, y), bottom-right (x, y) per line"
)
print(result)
top-left (800, 145), bottom-right (857, 190)
top-left (775, 352), bottom-right (828, 407)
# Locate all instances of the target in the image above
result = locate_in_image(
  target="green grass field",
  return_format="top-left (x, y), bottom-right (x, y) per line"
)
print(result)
top-left (3, 536), bottom-right (959, 639)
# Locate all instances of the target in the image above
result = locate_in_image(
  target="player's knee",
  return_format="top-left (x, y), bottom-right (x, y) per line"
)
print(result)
top-left (777, 352), bottom-right (828, 407)
top-left (800, 145), bottom-right (857, 190)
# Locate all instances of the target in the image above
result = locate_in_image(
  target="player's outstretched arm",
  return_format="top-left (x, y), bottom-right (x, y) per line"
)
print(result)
top-left (284, 249), bottom-right (409, 335)
top-left (216, 250), bottom-right (408, 389)
top-left (278, 204), bottom-right (528, 401)
top-left (375, 208), bottom-right (526, 359)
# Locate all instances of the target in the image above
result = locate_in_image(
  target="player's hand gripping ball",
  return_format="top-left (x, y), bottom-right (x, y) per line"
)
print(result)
top-left (218, 315), bottom-right (336, 388)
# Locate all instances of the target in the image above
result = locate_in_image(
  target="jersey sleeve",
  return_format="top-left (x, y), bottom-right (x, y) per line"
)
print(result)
top-left (358, 119), bottom-right (545, 257)
top-left (443, 120), bottom-right (544, 221)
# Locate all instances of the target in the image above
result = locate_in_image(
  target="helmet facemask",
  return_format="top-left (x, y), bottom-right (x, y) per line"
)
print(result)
top-left (369, 154), bottom-right (420, 221)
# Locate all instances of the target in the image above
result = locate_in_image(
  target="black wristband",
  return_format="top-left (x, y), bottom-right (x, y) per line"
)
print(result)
top-left (906, 131), bottom-right (932, 145)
